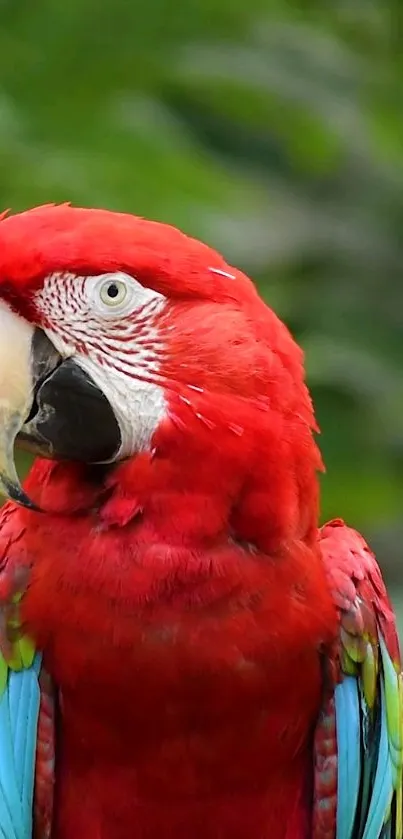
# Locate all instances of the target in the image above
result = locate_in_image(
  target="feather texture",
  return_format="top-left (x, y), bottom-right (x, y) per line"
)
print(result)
top-left (0, 503), bottom-right (54, 839)
top-left (0, 659), bottom-right (41, 839)
top-left (313, 519), bottom-right (403, 839)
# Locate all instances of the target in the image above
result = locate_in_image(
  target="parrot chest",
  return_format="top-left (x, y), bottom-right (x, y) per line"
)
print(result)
top-left (49, 621), bottom-right (319, 839)
top-left (21, 525), bottom-right (336, 838)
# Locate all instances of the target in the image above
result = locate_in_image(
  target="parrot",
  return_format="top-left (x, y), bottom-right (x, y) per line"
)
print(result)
top-left (0, 202), bottom-right (400, 839)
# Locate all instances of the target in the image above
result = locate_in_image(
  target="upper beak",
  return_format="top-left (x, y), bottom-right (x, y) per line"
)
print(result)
top-left (0, 301), bottom-right (121, 509)
top-left (0, 303), bottom-right (42, 508)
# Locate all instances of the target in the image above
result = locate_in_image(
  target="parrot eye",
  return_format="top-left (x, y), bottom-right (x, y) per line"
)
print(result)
top-left (86, 270), bottom-right (162, 319)
top-left (99, 278), bottom-right (128, 308)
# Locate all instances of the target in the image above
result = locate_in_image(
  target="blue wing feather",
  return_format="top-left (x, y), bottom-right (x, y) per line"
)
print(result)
top-left (361, 678), bottom-right (393, 839)
top-left (335, 671), bottom-right (395, 839)
top-left (0, 675), bottom-right (26, 838)
top-left (335, 675), bottom-right (361, 839)
top-left (0, 653), bottom-right (42, 839)
top-left (11, 665), bottom-right (31, 799)
top-left (22, 668), bottom-right (40, 820)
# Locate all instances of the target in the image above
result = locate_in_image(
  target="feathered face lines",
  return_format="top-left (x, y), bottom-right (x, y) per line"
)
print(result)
top-left (35, 271), bottom-right (167, 385)
top-left (28, 265), bottom-right (315, 452)
top-left (32, 270), bottom-right (268, 405)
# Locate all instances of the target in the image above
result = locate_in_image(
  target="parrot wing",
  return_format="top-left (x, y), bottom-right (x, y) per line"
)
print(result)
top-left (0, 503), bottom-right (55, 839)
top-left (313, 518), bottom-right (403, 839)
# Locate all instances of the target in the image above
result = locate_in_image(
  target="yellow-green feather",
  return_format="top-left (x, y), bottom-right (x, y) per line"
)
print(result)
top-left (0, 653), bottom-right (7, 697)
top-left (361, 642), bottom-right (377, 710)
top-left (0, 588), bottom-right (36, 685)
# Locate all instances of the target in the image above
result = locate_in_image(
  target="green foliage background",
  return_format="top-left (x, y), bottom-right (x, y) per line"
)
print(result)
top-left (1, 1), bottom-right (403, 626)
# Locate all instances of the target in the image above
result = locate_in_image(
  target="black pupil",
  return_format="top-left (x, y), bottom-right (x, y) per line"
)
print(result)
top-left (107, 283), bottom-right (120, 299)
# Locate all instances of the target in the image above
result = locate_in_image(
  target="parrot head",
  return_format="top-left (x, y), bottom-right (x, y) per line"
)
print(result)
top-left (0, 204), bottom-right (320, 544)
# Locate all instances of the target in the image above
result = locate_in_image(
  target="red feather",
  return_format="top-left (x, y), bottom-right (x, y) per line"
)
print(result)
top-left (0, 454), bottom-right (336, 839)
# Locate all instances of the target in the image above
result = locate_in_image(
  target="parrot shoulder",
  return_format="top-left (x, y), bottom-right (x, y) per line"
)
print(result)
top-left (313, 518), bottom-right (403, 839)
top-left (0, 501), bottom-right (55, 839)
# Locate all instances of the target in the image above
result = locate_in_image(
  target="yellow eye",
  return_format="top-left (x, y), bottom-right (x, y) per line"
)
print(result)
top-left (100, 279), bottom-right (127, 307)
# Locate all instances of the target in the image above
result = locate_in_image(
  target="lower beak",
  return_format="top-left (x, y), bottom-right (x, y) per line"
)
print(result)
top-left (0, 303), bottom-right (121, 509)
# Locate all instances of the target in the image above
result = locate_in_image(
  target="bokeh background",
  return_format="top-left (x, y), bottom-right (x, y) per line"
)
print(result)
top-left (1, 1), bottom-right (403, 628)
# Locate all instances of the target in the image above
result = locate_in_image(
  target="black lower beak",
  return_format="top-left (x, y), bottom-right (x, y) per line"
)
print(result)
top-left (18, 329), bottom-right (121, 464)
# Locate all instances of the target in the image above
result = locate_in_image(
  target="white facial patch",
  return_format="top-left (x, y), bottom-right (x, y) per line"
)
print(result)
top-left (35, 271), bottom-right (167, 459)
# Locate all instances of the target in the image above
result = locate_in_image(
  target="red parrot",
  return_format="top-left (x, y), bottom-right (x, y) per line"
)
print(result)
top-left (0, 204), bottom-right (401, 839)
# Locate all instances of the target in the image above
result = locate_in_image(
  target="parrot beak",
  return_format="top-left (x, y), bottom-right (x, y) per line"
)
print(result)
top-left (0, 301), bottom-right (121, 510)
top-left (0, 303), bottom-right (42, 508)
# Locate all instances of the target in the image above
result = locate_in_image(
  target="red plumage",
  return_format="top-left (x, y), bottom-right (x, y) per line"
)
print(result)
top-left (3, 459), bottom-right (335, 839)
top-left (0, 205), bottom-right (399, 839)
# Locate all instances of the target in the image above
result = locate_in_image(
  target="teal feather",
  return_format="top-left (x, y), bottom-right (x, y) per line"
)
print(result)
top-left (357, 695), bottom-right (379, 837)
top-left (22, 670), bottom-right (40, 819)
top-left (335, 675), bottom-right (361, 839)
top-left (362, 679), bottom-right (393, 839)
top-left (10, 667), bottom-right (29, 798)
top-left (0, 677), bottom-right (25, 838)
top-left (0, 656), bottom-right (41, 839)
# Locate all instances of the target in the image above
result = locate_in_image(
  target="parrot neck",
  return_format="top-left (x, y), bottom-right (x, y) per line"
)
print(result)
top-left (26, 432), bottom-right (320, 554)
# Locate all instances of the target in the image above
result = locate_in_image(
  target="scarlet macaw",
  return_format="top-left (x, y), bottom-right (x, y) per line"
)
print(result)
top-left (0, 204), bottom-right (400, 839)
